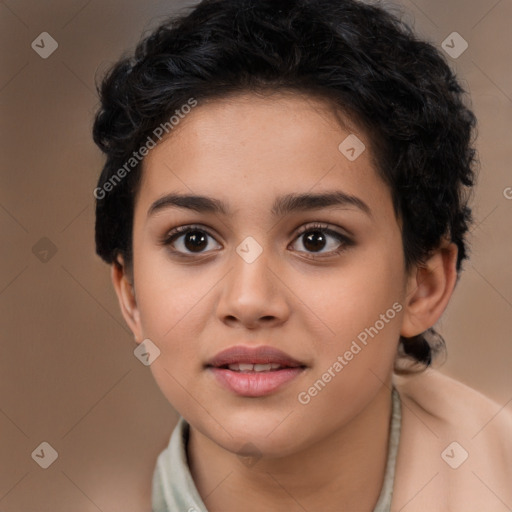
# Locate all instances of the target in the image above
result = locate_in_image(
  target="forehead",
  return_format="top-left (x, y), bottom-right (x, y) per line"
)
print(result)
top-left (144, 91), bottom-right (363, 167)
top-left (136, 92), bottom-right (391, 220)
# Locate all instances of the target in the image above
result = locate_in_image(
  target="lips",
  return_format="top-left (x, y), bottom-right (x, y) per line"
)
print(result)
top-left (205, 345), bottom-right (307, 397)
top-left (225, 362), bottom-right (285, 372)
top-left (206, 345), bottom-right (305, 370)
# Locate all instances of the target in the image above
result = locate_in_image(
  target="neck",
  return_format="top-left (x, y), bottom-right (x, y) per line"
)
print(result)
top-left (188, 385), bottom-right (393, 512)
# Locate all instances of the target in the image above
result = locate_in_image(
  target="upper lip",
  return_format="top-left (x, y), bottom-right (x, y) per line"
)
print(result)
top-left (206, 345), bottom-right (306, 368)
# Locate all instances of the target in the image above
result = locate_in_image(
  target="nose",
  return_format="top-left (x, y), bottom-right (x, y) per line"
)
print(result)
top-left (215, 249), bottom-right (290, 330)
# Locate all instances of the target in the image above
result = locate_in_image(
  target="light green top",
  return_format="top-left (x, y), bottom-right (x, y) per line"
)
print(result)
top-left (152, 388), bottom-right (401, 512)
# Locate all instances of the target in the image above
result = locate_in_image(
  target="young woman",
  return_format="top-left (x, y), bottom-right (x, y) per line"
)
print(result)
top-left (92, 1), bottom-right (512, 510)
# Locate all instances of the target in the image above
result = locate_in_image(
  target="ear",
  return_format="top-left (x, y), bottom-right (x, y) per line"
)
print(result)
top-left (400, 239), bottom-right (459, 338)
top-left (111, 255), bottom-right (143, 342)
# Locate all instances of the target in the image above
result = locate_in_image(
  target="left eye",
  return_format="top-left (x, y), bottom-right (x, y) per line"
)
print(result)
top-left (290, 224), bottom-right (352, 257)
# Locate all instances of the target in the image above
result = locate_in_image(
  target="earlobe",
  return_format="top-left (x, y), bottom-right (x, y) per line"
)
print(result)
top-left (400, 241), bottom-right (458, 338)
top-left (110, 255), bottom-right (143, 342)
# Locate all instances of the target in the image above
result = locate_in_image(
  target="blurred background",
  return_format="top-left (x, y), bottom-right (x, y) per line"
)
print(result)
top-left (1, 0), bottom-right (511, 510)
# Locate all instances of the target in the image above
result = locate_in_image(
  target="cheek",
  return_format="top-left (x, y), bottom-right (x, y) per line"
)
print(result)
top-left (134, 252), bottom-right (211, 339)
top-left (296, 243), bottom-right (406, 395)
top-left (295, 282), bottom-right (404, 424)
top-left (134, 261), bottom-right (212, 415)
top-left (300, 246), bottom-right (404, 343)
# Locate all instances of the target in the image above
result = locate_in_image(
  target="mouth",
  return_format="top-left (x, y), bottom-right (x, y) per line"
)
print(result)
top-left (216, 362), bottom-right (297, 372)
top-left (205, 345), bottom-right (307, 397)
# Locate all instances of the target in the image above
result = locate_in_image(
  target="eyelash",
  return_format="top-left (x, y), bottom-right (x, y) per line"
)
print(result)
top-left (160, 222), bottom-right (354, 260)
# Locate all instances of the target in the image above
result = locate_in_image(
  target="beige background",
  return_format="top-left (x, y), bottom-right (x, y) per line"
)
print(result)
top-left (1, 0), bottom-right (511, 510)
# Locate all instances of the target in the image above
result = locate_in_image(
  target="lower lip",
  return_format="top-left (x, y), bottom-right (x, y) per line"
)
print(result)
top-left (209, 367), bottom-right (304, 397)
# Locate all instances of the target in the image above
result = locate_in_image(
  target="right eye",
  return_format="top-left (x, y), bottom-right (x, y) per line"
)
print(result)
top-left (161, 225), bottom-right (222, 256)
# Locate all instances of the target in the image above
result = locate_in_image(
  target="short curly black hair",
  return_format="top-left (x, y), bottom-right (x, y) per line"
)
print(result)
top-left (92, 0), bottom-right (478, 370)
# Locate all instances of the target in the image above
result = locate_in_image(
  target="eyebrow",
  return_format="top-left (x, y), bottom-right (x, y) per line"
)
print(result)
top-left (147, 191), bottom-right (372, 218)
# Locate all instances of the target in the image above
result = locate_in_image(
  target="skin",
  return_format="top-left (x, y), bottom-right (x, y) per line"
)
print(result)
top-left (112, 91), bottom-right (458, 511)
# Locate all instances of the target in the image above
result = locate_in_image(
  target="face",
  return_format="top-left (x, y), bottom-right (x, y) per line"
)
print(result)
top-left (125, 92), bottom-right (412, 457)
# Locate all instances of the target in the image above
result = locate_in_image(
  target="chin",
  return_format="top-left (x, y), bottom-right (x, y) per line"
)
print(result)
top-left (201, 408), bottom-right (311, 458)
